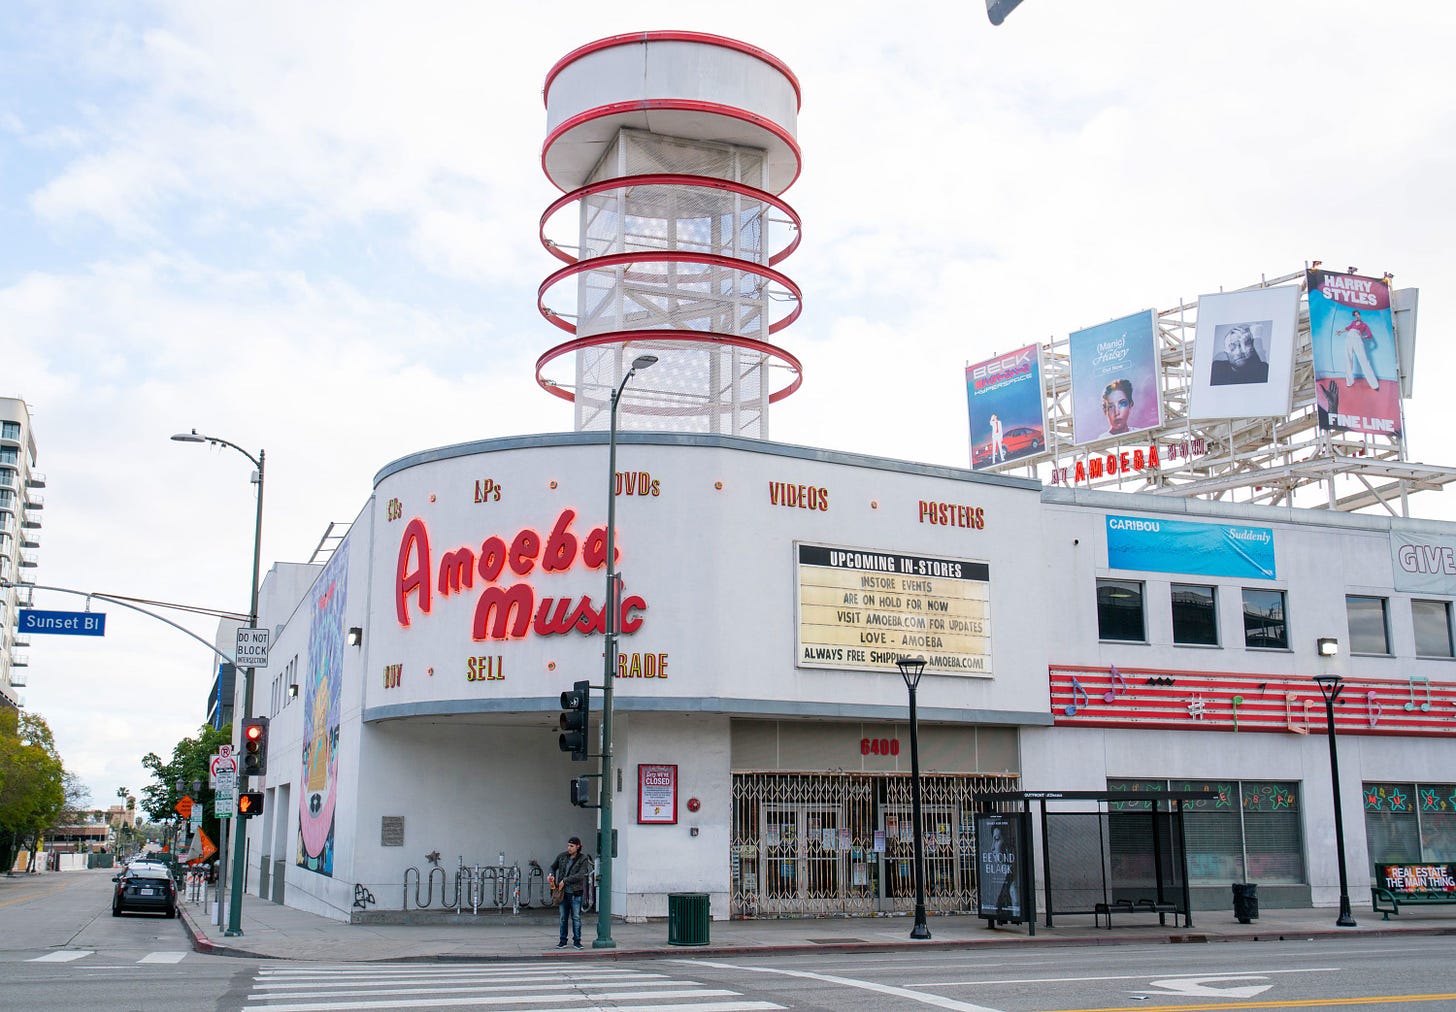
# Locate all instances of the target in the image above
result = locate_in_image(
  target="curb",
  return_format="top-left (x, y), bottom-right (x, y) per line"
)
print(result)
top-left (172, 908), bottom-right (1456, 963)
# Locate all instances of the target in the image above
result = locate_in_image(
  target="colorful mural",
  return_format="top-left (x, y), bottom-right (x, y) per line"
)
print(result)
top-left (297, 546), bottom-right (348, 876)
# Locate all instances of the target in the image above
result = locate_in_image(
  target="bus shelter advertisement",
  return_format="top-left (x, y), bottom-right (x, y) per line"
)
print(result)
top-left (966, 344), bottom-right (1047, 470)
top-left (975, 812), bottom-right (1026, 922)
top-left (1308, 268), bottom-right (1402, 438)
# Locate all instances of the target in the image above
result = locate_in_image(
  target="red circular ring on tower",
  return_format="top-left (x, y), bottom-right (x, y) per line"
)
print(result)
top-left (535, 329), bottom-right (803, 409)
top-left (544, 32), bottom-right (802, 112)
top-left (542, 100), bottom-right (802, 195)
top-left (540, 174), bottom-right (802, 268)
top-left (537, 251), bottom-right (802, 337)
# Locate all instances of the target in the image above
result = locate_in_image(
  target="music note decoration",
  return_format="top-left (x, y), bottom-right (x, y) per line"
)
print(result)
top-left (1064, 677), bottom-right (1089, 716)
top-left (1405, 675), bottom-right (1432, 713)
top-left (1104, 665), bottom-right (1129, 703)
top-left (1366, 690), bottom-right (1382, 728)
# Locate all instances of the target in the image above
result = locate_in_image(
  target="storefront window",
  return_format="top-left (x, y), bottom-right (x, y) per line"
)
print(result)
top-left (1241, 781), bottom-right (1303, 883)
top-left (1412, 600), bottom-right (1454, 658)
top-left (1346, 595), bottom-right (1390, 654)
top-left (1112, 777), bottom-right (1304, 885)
top-left (1364, 782), bottom-right (1456, 863)
top-left (1171, 584), bottom-right (1218, 646)
top-left (1176, 780), bottom-right (1242, 883)
top-left (1097, 580), bottom-right (1145, 642)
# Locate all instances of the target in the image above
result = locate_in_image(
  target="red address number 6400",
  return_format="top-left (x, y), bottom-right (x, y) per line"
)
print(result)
top-left (860, 737), bottom-right (900, 756)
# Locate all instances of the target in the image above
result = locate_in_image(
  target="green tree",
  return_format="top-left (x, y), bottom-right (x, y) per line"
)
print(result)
top-left (140, 723), bottom-right (231, 859)
top-left (0, 710), bottom-right (68, 874)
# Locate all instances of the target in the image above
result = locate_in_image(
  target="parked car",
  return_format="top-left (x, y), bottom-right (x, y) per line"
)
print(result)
top-left (112, 866), bottom-right (177, 918)
top-left (972, 424), bottom-right (1044, 466)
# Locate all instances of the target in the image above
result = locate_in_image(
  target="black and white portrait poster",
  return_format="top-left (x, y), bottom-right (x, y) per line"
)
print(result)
top-left (975, 812), bottom-right (1023, 920)
top-left (1189, 285), bottom-right (1299, 419)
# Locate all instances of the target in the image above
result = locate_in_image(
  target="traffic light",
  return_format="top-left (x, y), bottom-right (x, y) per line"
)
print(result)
top-left (570, 777), bottom-right (592, 807)
top-left (237, 791), bottom-right (265, 817)
top-left (241, 716), bottom-right (269, 776)
top-left (558, 680), bottom-right (590, 761)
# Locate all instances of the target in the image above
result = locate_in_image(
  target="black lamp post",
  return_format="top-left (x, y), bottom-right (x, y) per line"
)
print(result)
top-left (896, 655), bottom-right (932, 940)
top-left (172, 428), bottom-right (265, 937)
top-left (595, 353), bottom-right (657, 950)
top-left (1313, 670), bottom-right (1357, 927)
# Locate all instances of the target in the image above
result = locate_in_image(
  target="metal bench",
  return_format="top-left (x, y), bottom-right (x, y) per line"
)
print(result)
top-left (1094, 897), bottom-right (1184, 928)
top-left (1370, 862), bottom-right (1456, 920)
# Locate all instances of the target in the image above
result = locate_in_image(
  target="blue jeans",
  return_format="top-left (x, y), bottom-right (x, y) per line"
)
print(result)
top-left (558, 892), bottom-right (582, 944)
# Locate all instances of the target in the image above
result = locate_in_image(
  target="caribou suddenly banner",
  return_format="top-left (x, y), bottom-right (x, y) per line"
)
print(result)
top-left (1308, 269), bottom-right (1402, 438)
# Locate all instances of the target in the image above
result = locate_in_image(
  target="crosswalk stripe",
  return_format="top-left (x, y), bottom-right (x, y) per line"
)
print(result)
top-left (29, 950), bottom-right (93, 962)
top-left (255, 969), bottom-right (651, 984)
top-left (254, 971), bottom-right (661, 990)
top-left (258, 966), bottom-right (643, 978)
top-left (246, 962), bottom-right (785, 1012)
top-left (253, 978), bottom-right (695, 1001)
top-left (249, 994), bottom-right (769, 1012)
top-left (139, 951), bottom-right (188, 964)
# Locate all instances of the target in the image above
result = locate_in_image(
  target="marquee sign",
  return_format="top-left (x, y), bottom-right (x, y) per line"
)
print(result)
top-left (796, 543), bottom-right (991, 676)
top-left (1050, 665), bottom-right (1455, 738)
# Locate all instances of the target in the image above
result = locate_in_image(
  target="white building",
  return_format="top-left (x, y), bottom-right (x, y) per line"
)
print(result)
top-left (0, 396), bottom-right (42, 710)
top-left (229, 431), bottom-right (1455, 923)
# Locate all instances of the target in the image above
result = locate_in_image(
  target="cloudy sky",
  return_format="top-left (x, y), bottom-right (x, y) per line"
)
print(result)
top-left (5, 1), bottom-right (1453, 810)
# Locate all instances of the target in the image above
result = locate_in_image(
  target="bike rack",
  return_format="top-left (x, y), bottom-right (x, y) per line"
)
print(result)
top-left (403, 856), bottom-right (530, 913)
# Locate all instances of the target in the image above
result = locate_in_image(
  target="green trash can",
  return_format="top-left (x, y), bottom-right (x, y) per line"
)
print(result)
top-left (667, 892), bottom-right (711, 946)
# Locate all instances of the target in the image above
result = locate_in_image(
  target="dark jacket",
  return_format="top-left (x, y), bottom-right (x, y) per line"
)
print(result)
top-left (550, 849), bottom-right (593, 895)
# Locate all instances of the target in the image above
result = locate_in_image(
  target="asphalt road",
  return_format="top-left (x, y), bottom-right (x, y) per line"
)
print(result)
top-left (4, 871), bottom-right (1455, 1010)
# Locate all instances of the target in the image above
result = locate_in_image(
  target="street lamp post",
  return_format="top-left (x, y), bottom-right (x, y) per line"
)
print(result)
top-left (595, 354), bottom-right (657, 950)
top-left (1313, 671), bottom-right (1357, 927)
top-left (896, 656), bottom-right (932, 940)
top-left (172, 429), bottom-right (265, 938)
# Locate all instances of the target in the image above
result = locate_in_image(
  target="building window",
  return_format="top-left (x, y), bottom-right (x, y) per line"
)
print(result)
top-left (1241, 588), bottom-right (1287, 649)
top-left (1172, 584), bottom-right (1218, 646)
top-left (1346, 595), bottom-right (1390, 655)
top-left (1109, 778), bottom-right (1304, 885)
top-left (1, 422), bottom-right (20, 441)
top-left (1097, 579), bottom-right (1145, 642)
top-left (1363, 782), bottom-right (1456, 863)
top-left (1412, 600), bottom-right (1454, 658)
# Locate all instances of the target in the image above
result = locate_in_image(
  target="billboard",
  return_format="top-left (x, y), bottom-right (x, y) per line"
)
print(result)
top-left (1068, 309), bottom-right (1161, 446)
top-left (966, 344), bottom-right (1047, 469)
top-left (1308, 268), bottom-right (1402, 438)
top-left (1188, 285), bottom-right (1300, 419)
top-left (795, 544), bottom-right (991, 677)
top-left (1106, 515), bottom-right (1276, 580)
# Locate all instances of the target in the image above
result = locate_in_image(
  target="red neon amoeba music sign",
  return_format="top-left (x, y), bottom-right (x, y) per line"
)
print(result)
top-left (395, 507), bottom-right (647, 642)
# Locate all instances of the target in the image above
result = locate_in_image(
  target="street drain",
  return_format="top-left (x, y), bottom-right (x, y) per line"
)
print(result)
top-left (808, 937), bottom-right (866, 944)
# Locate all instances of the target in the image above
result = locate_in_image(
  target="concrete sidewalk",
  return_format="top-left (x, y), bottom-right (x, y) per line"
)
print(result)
top-left (177, 895), bottom-right (1456, 963)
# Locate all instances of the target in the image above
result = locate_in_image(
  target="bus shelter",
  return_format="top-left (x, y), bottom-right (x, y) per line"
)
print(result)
top-left (978, 790), bottom-right (1201, 930)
